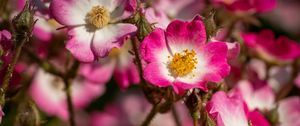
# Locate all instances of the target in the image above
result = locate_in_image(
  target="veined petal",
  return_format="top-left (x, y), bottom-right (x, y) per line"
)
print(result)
top-left (91, 23), bottom-right (136, 58)
top-left (66, 26), bottom-right (95, 62)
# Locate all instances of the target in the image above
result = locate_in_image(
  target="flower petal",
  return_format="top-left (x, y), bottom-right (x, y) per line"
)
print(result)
top-left (91, 24), bottom-right (137, 58)
top-left (50, 0), bottom-right (92, 25)
top-left (143, 62), bottom-right (174, 87)
top-left (66, 26), bottom-right (96, 62)
top-left (278, 97), bottom-right (300, 126)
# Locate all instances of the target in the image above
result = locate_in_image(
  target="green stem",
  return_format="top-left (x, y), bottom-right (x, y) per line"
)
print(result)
top-left (141, 103), bottom-right (160, 126)
top-left (192, 111), bottom-right (199, 126)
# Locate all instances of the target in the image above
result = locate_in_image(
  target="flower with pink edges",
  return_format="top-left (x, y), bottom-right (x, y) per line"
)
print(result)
top-left (212, 0), bottom-right (276, 13)
top-left (242, 29), bottom-right (300, 64)
top-left (140, 16), bottom-right (230, 94)
top-left (30, 69), bottom-right (105, 120)
top-left (206, 91), bottom-right (271, 126)
top-left (80, 42), bottom-right (140, 90)
top-left (278, 96), bottom-right (300, 126)
top-left (50, 0), bottom-right (137, 62)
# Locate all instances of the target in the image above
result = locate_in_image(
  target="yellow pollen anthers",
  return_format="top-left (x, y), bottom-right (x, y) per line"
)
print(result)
top-left (86, 5), bottom-right (110, 28)
top-left (168, 49), bottom-right (198, 77)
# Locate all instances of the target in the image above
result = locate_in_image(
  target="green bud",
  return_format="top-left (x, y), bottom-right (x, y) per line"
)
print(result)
top-left (12, 1), bottom-right (35, 42)
top-left (203, 10), bottom-right (217, 39)
top-left (134, 12), bottom-right (153, 41)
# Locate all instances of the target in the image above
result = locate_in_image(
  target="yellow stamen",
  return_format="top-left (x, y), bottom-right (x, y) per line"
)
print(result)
top-left (86, 5), bottom-right (110, 28)
top-left (168, 49), bottom-right (198, 77)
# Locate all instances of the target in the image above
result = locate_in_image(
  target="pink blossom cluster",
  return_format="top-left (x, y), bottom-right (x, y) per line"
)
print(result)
top-left (0, 0), bottom-right (300, 126)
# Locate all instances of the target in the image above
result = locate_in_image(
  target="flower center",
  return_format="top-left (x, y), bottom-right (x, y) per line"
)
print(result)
top-left (86, 5), bottom-right (110, 28)
top-left (168, 49), bottom-right (198, 77)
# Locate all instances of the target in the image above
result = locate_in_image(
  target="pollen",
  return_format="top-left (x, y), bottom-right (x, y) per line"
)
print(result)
top-left (86, 5), bottom-right (110, 28)
top-left (168, 49), bottom-right (198, 77)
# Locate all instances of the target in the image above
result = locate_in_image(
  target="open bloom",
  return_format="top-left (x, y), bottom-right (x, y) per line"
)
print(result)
top-left (30, 69), bottom-right (105, 120)
top-left (242, 29), bottom-right (300, 64)
top-left (141, 16), bottom-right (230, 93)
top-left (212, 0), bottom-right (276, 13)
top-left (80, 41), bottom-right (140, 90)
top-left (206, 91), bottom-right (271, 126)
top-left (50, 0), bottom-right (137, 62)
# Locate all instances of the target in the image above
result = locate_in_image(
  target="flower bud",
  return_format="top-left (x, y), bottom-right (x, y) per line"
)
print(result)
top-left (16, 101), bottom-right (40, 126)
top-left (133, 11), bottom-right (153, 41)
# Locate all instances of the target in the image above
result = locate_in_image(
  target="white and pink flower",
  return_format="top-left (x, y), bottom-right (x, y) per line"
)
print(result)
top-left (140, 16), bottom-right (230, 94)
top-left (278, 96), bottom-right (300, 126)
top-left (206, 91), bottom-right (271, 126)
top-left (30, 69), bottom-right (105, 120)
top-left (50, 0), bottom-right (137, 62)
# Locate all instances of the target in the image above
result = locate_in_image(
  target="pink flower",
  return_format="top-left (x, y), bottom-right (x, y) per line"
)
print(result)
top-left (152, 0), bottom-right (205, 20)
top-left (30, 69), bottom-right (105, 120)
top-left (50, 0), bottom-right (137, 62)
top-left (212, 0), bottom-right (276, 13)
top-left (278, 96), bottom-right (300, 126)
top-left (206, 91), bottom-right (271, 126)
top-left (242, 30), bottom-right (300, 63)
top-left (80, 42), bottom-right (140, 90)
top-left (144, 8), bottom-right (171, 29)
top-left (231, 80), bottom-right (275, 111)
top-left (140, 16), bottom-right (230, 94)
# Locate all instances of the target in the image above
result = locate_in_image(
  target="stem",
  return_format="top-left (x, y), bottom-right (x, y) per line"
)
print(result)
top-left (64, 79), bottom-right (76, 126)
top-left (192, 111), bottom-right (199, 126)
top-left (172, 106), bottom-right (181, 126)
top-left (1, 39), bottom-right (26, 93)
top-left (141, 103), bottom-right (160, 126)
top-left (131, 37), bottom-right (144, 81)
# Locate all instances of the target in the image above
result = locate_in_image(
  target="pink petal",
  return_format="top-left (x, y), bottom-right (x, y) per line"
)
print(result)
top-left (144, 8), bottom-right (170, 29)
top-left (50, 0), bottom-right (91, 25)
top-left (254, 0), bottom-right (276, 12)
top-left (114, 62), bottom-right (140, 90)
top-left (166, 15), bottom-right (206, 50)
top-left (91, 24), bottom-right (137, 58)
top-left (66, 26), bottom-right (96, 62)
top-left (140, 28), bottom-right (169, 63)
top-left (79, 59), bottom-right (116, 84)
top-left (143, 62), bottom-right (174, 88)
top-left (203, 42), bottom-right (230, 82)
top-left (278, 97), bottom-right (300, 126)
top-left (247, 110), bottom-right (271, 126)
top-left (206, 91), bottom-right (248, 126)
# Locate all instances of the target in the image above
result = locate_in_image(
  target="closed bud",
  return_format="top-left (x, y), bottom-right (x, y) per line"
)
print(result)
top-left (12, 1), bottom-right (35, 42)
top-left (134, 11), bottom-right (153, 41)
top-left (185, 90), bottom-right (201, 114)
top-left (203, 10), bottom-right (217, 39)
top-left (16, 100), bottom-right (40, 126)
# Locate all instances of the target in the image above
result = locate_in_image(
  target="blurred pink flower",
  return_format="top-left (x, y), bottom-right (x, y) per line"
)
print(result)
top-left (144, 8), bottom-right (171, 29)
top-left (0, 106), bottom-right (4, 124)
top-left (295, 74), bottom-right (300, 89)
top-left (30, 69), bottom-right (105, 120)
top-left (278, 96), bottom-right (300, 126)
top-left (140, 16), bottom-right (230, 94)
top-left (80, 42), bottom-right (140, 90)
top-left (212, 0), bottom-right (276, 13)
top-left (152, 0), bottom-right (204, 20)
top-left (242, 30), bottom-right (300, 63)
top-left (206, 91), bottom-right (270, 126)
top-left (90, 93), bottom-right (192, 126)
top-left (50, 0), bottom-right (137, 62)
top-left (231, 80), bottom-right (275, 111)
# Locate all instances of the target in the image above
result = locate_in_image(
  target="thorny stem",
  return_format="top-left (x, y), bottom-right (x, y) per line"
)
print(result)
top-left (141, 103), bottom-right (160, 126)
top-left (131, 37), bottom-right (145, 83)
top-left (1, 38), bottom-right (27, 97)
top-left (172, 106), bottom-right (182, 126)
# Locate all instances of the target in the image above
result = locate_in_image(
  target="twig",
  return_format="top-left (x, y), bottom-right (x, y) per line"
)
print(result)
top-left (172, 106), bottom-right (181, 126)
top-left (141, 103), bottom-right (160, 126)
